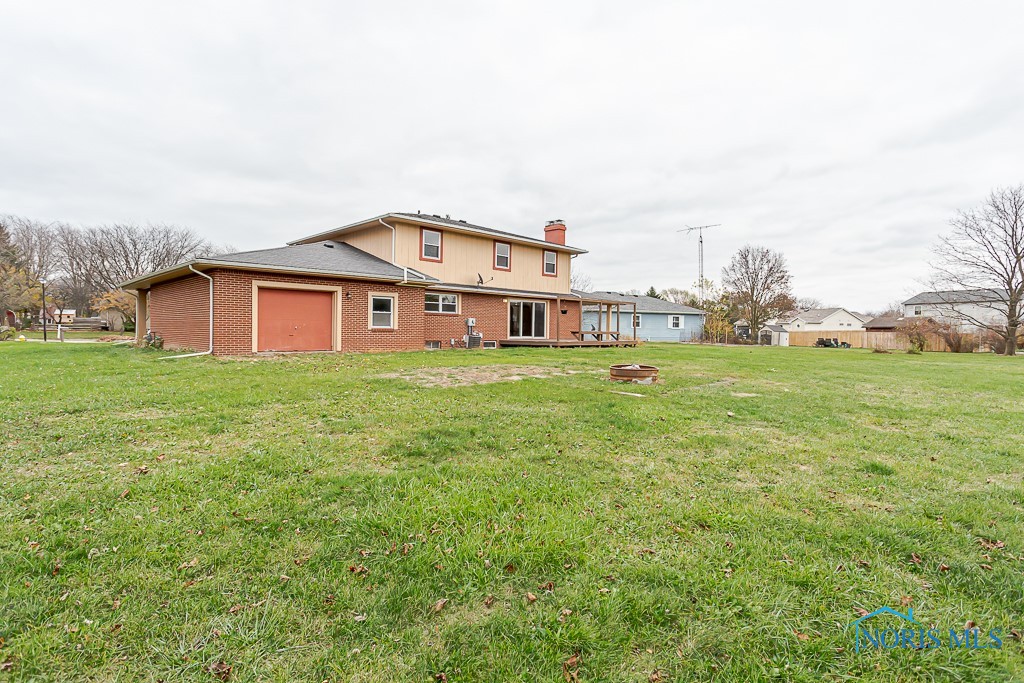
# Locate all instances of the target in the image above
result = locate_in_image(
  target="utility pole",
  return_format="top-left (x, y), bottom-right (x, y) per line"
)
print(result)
top-left (677, 224), bottom-right (721, 305)
top-left (40, 278), bottom-right (48, 342)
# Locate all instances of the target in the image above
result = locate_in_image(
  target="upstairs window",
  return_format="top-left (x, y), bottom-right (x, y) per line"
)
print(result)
top-left (421, 229), bottom-right (442, 261)
top-left (543, 250), bottom-right (557, 276)
top-left (494, 242), bottom-right (511, 270)
top-left (425, 293), bottom-right (458, 313)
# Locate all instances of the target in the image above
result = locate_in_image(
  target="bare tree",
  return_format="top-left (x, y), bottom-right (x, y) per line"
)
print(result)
top-left (4, 215), bottom-right (60, 281)
top-left (0, 220), bottom-right (21, 274)
top-left (722, 245), bottom-right (793, 335)
top-left (794, 296), bottom-right (823, 311)
top-left (570, 269), bottom-right (593, 292)
top-left (661, 287), bottom-right (699, 307)
top-left (931, 185), bottom-right (1024, 356)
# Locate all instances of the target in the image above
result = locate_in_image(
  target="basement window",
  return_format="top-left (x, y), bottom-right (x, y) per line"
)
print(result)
top-left (370, 295), bottom-right (395, 329)
top-left (482, 340), bottom-right (498, 349)
top-left (425, 293), bottom-right (458, 313)
top-left (425, 341), bottom-right (442, 350)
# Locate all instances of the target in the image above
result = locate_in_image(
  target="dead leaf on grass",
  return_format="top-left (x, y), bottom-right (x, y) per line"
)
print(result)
top-left (939, 563), bottom-right (951, 572)
top-left (483, 595), bottom-right (495, 608)
top-left (563, 653), bottom-right (581, 682)
top-left (177, 558), bottom-right (198, 571)
top-left (526, 592), bottom-right (538, 604)
top-left (432, 598), bottom-right (448, 613)
top-left (228, 605), bottom-right (242, 614)
top-left (794, 630), bottom-right (810, 641)
top-left (208, 661), bottom-right (232, 681)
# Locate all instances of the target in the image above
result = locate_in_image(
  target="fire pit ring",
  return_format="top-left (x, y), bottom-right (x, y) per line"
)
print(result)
top-left (609, 364), bottom-right (659, 382)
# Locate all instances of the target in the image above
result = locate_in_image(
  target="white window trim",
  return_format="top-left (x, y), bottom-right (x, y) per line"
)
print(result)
top-left (421, 229), bottom-right (442, 261)
top-left (425, 292), bottom-right (459, 314)
top-left (914, 305), bottom-right (922, 316)
top-left (368, 292), bottom-right (397, 329)
top-left (632, 313), bottom-right (642, 329)
top-left (668, 315), bottom-right (682, 329)
top-left (494, 241), bottom-right (511, 270)
top-left (543, 250), bottom-right (557, 275)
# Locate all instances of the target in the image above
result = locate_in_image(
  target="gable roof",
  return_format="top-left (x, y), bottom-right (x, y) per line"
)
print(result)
top-left (903, 289), bottom-right (1008, 305)
top-left (784, 307), bottom-right (868, 323)
top-left (580, 291), bottom-right (705, 315)
top-left (120, 241), bottom-right (437, 290)
top-left (863, 314), bottom-right (933, 330)
top-left (288, 212), bottom-right (588, 254)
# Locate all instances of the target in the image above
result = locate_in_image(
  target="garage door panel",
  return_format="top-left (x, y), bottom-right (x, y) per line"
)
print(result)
top-left (257, 288), bottom-right (334, 352)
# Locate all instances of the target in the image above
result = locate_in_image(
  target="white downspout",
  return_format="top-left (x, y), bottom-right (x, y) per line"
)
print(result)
top-left (378, 217), bottom-right (397, 266)
top-left (158, 264), bottom-right (214, 359)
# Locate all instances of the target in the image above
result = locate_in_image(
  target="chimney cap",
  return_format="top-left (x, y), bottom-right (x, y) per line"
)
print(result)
top-left (546, 219), bottom-right (565, 226)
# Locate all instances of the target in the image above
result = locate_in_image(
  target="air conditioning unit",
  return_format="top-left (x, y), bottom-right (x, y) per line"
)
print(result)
top-left (465, 333), bottom-right (483, 349)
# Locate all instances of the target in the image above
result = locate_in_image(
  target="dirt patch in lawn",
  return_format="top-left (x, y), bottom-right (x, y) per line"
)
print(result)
top-left (381, 365), bottom-right (584, 388)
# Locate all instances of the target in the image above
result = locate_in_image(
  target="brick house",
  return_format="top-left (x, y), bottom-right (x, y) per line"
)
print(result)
top-left (121, 213), bottom-right (625, 355)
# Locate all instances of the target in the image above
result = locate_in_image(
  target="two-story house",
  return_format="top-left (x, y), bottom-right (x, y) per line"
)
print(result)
top-left (902, 289), bottom-right (1009, 331)
top-left (121, 212), bottom-right (606, 355)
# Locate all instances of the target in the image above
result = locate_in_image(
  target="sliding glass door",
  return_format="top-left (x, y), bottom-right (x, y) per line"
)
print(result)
top-left (508, 301), bottom-right (547, 338)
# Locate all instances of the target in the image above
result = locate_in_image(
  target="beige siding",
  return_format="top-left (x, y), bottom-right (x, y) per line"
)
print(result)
top-left (344, 224), bottom-right (393, 262)
top-left (344, 220), bottom-right (572, 293)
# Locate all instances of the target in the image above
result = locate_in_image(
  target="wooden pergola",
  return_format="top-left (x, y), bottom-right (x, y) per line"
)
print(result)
top-left (499, 292), bottom-right (639, 348)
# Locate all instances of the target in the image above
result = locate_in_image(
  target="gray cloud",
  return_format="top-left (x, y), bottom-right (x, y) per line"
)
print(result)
top-left (1, 0), bottom-right (1022, 311)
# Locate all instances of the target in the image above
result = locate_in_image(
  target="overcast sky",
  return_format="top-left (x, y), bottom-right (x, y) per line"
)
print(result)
top-left (2, 2), bottom-right (1022, 311)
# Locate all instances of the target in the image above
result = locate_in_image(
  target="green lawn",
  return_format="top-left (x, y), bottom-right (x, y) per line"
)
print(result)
top-left (15, 330), bottom-right (132, 340)
top-left (1, 343), bottom-right (1022, 682)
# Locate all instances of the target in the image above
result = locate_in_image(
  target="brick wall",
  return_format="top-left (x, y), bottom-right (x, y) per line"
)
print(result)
top-left (424, 292), bottom-right (583, 347)
top-left (208, 269), bottom-right (427, 355)
top-left (147, 274), bottom-right (212, 351)
top-left (148, 267), bottom-right (586, 355)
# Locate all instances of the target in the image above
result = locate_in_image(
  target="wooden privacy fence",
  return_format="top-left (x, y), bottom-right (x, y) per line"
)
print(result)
top-left (785, 330), bottom-right (950, 352)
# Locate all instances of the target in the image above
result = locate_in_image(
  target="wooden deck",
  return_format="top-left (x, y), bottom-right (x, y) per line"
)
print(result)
top-left (499, 338), bottom-right (639, 348)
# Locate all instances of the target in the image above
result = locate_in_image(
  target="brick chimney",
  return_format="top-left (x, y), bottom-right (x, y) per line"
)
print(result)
top-left (544, 219), bottom-right (566, 245)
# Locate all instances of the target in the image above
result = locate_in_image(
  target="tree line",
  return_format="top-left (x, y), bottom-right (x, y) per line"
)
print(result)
top-left (634, 185), bottom-right (1022, 354)
top-left (0, 216), bottom-right (230, 327)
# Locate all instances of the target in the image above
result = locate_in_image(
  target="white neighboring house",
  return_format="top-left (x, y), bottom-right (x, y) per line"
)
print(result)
top-left (903, 289), bottom-right (1009, 331)
top-left (779, 308), bottom-right (869, 332)
top-left (39, 307), bottom-right (76, 325)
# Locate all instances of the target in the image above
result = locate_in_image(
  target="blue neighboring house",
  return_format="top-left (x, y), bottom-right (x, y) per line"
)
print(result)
top-left (580, 291), bottom-right (705, 342)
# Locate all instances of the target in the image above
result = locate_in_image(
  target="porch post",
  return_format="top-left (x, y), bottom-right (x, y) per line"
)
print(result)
top-left (555, 296), bottom-right (561, 341)
top-left (135, 290), bottom-right (148, 344)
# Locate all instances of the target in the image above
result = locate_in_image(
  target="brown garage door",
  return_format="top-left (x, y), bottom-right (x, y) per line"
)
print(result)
top-left (257, 288), bottom-right (334, 352)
